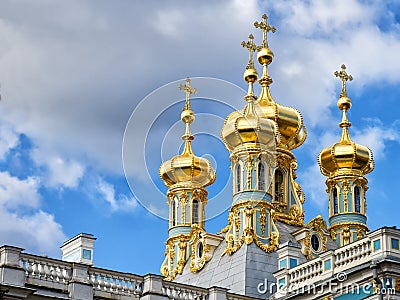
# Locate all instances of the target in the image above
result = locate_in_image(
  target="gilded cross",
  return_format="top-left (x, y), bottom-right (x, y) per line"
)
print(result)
top-left (334, 64), bottom-right (353, 98)
top-left (254, 14), bottom-right (276, 49)
top-left (179, 77), bottom-right (197, 109)
top-left (241, 34), bottom-right (257, 69)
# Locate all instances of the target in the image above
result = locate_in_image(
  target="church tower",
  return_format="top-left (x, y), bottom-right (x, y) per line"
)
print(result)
top-left (318, 64), bottom-right (374, 247)
top-left (220, 32), bottom-right (281, 254)
top-left (220, 14), bottom-right (307, 256)
top-left (159, 78), bottom-right (216, 280)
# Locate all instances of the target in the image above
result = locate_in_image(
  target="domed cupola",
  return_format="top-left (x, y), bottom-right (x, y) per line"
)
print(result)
top-left (159, 80), bottom-right (216, 189)
top-left (252, 14), bottom-right (307, 151)
top-left (318, 65), bottom-right (374, 177)
top-left (219, 33), bottom-right (282, 256)
top-left (318, 64), bottom-right (374, 247)
top-left (221, 34), bottom-right (280, 154)
top-left (159, 78), bottom-right (216, 280)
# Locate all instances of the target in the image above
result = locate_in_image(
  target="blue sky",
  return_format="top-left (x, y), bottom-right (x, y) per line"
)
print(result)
top-left (0, 0), bottom-right (399, 275)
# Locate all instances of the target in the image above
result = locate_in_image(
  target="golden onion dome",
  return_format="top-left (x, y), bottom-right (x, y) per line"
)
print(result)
top-left (221, 99), bottom-right (280, 152)
top-left (252, 14), bottom-right (306, 151)
top-left (159, 78), bottom-right (216, 189)
top-left (255, 87), bottom-right (307, 151)
top-left (254, 46), bottom-right (306, 151)
top-left (221, 33), bottom-right (280, 153)
top-left (318, 65), bottom-right (374, 177)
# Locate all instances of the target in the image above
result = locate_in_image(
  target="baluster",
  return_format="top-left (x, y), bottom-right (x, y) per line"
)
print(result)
top-left (91, 272), bottom-right (98, 289)
top-left (98, 274), bottom-right (105, 291)
top-left (104, 275), bottom-right (111, 291)
top-left (50, 264), bottom-right (57, 281)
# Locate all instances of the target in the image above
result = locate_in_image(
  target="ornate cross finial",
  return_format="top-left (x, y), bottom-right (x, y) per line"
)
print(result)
top-left (179, 77), bottom-right (197, 110)
top-left (254, 14), bottom-right (276, 49)
top-left (334, 64), bottom-right (353, 98)
top-left (241, 34), bottom-right (257, 69)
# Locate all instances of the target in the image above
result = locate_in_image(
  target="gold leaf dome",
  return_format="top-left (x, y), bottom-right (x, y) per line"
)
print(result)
top-left (318, 65), bottom-right (374, 177)
top-left (159, 141), bottom-right (216, 188)
top-left (221, 100), bottom-right (280, 152)
top-left (221, 33), bottom-right (280, 153)
top-left (255, 90), bottom-right (307, 151)
top-left (251, 14), bottom-right (307, 151)
top-left (159, 78), bottom-right (216, 189)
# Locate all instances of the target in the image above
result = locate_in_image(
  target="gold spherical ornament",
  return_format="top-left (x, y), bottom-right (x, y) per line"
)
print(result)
top-left (337, 96), bottom-right (352, 111)
top-left (181, 109), bottom-right (195, 124)
top-left (244, 68), bottom-right (258, 83)
top-left (257, 47), bottom-right (274, 65)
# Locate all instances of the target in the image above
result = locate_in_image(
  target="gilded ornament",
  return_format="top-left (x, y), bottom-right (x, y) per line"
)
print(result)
top-left (306, 215), bottom-right (327, 231)
top-left (322, 236), bottom-right (327, 251)
top-left (342, 180), bottom-right (350, 212)
top-left (259, 207), bottom-right (267, 236)
top-left (356, 228), bottom-right (364, 240)
top-left (395, 278), bottom-right (400, 291)
top-left (342, 226), bottom-right (351, 245)
top-left (330, 229), bottom-right (337, 241)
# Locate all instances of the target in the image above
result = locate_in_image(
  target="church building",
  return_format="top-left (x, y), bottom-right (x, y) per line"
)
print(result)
top-left (1, 13), bottom-right (400, 300)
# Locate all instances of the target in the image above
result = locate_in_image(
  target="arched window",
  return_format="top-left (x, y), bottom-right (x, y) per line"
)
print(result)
top-left (235, 164), bottom-right (241, 192)
top-left (258, 162), bottom-right (266, 190)
top-left (274, 170), bottom-right (283, 202)
top-left (354, 186), bottom-right (361, 213)
top-left (192, 199), bottom-right (199, 224)
top-left (171, 198), bottom-right (177, 226)
top-left (333, 188), bottom-right (338, 214)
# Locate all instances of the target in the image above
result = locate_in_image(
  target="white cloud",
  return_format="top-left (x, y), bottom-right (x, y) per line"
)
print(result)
top-left (352, 119), bottom-right (400, 160)
top-left (97, 178), bottom-right (137, 212)
top-left (298, 164), bottom-right (327, 209)
top-left (31, 149), bottom-right (84, 189)
top-left (0, 171), bottom-right (40, 210)
top-left (0, 123), bottom-right (19, 160)
top-left (0, 171), bottom-right (66, 256)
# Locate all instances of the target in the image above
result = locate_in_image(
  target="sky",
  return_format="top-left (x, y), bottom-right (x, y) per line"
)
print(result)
top-left (0, 0), bottom-right (399, 275)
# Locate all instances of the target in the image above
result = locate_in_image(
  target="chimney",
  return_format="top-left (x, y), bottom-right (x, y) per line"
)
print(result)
top-left (61, 233), bottom-right (96, 265)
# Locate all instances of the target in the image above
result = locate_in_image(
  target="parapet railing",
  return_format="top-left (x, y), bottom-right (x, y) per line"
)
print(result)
top-left (162, 280), bottom-right (208, 299)
top-left (0, 246), bottom-right (261, 299)
top-left (274, 227), bottom-right (400, 297)
top-left (89, 266), bottom-right (144, 297)
top-left (20, 252), bottom-right (73, 292)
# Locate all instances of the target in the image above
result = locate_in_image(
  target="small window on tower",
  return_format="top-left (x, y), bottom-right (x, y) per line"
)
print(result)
top-left (171, 198), bottom-right (177, 226)
top-left (354, 186), bottom-right (361, 213)
top-left (333, 188), bottom-right (338, 214)
top-left (274, 169), bottom-right (283, 202)
top-left (192, 199), bottom-right (199, 224)
top-left (235, 164), bottom-right (242, 192)
top-left (258, 162), bottom-right (266, 190)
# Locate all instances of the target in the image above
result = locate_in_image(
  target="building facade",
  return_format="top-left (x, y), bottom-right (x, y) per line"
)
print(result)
top-left (1, 13), bottom-right (400, 300)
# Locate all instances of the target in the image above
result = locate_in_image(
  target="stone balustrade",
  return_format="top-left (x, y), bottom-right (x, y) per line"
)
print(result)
top-left (274, 227), bottom-right (400, 298)
top-left (0, 245), bottom-right (259, 299)
top-left (20, 253), bottom-right (73, 292)
top-left (89, 266), bottom-right (143, 297)
top-left (162, 280), bottom-right (208, 299)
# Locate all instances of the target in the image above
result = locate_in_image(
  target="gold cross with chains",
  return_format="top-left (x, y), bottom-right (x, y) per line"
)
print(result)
top-left (241, 34), bottom-right (257, 69)
top-left (334, 64), bottom-right (353, 98)
top-left (254, 14), bottom-right (276, 49)
top-left (179, 77), bottom-right (197, 110)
